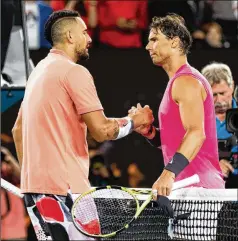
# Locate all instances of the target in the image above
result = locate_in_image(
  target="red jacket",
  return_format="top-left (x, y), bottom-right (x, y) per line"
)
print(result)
top-left (98, 1), bottom-right (148, 48)
top-left (50, 0), bottom-right (65, 11)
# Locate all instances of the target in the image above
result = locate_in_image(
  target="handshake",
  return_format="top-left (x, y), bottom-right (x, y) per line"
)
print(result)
top-left (128, 103), bottom-right (155, 136)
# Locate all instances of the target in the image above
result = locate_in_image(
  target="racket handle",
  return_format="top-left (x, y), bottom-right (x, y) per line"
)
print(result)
top-left (1, 178), bottom-right (24, 198)
top-left (172, 174), bottom-right (200, 191)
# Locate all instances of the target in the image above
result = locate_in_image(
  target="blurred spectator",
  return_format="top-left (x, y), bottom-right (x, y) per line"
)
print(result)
top-left (98, 0), bottom-right (147, 48)
top-left (201, 63), bottom-right (238, 188)
top-left (206, 1), bottom-right (238, 46)
top-left (148, 1), bottom-right (206, 39)
top-left (50, 0), bottom-right (65, 11)
top-left (202, 22), bottom-right (228, 49)
top-left (1, 147), bottom-right (20, 184)
top-left (1, 146), bottom-right (27, 240)
top-left (87, 132), bottom-right (121, 186)
top-left (127, 163), bottom-right (145, 188)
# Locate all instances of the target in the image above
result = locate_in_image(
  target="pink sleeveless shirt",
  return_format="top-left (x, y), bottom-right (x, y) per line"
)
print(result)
top-left (159, 64), bottom-right (225, 188)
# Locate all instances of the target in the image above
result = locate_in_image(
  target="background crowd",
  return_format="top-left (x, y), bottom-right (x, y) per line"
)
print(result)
top-left (25, 0), bottom-right (238, 50)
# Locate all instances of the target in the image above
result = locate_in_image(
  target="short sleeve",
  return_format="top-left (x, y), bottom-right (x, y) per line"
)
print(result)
top-left (64, 65), bottom-right (103, 115)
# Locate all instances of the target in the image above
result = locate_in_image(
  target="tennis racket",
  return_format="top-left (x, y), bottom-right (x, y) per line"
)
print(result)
top-left (72, 174), bottom-right (200, 238)
top-left (1, 178), bottom-right (24, 198)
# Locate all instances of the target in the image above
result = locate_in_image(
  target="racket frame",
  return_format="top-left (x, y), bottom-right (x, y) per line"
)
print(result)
top-left (71, 185), bottom-right (140, 238)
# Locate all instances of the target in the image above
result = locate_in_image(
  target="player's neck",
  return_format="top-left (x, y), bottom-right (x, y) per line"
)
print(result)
top-left (163, 55), bottom-right (187, 79)
top-left (53, 45), bottom-right (78, 63)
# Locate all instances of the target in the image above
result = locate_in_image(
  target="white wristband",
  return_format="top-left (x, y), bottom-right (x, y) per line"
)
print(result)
top-left (115, 117), bottom-right (134, 140)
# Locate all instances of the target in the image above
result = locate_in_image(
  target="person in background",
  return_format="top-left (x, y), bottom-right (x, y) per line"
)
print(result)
top-left (1, 147), bottom-right (27, 241)
top-left (87, 132), bottom-right (121, 186)
top-left (206, 0), bottom-right (238, 47)
top-left (148, 1), bottom-right (207, 43)
top-left (127, 163), bottom-right (145, 188)
top-left (98, 0), bottom-right (147, 48)
top-left (201, 62), bottom-right (238, 188)
top-left (202, 22), bottom-right (227, 49)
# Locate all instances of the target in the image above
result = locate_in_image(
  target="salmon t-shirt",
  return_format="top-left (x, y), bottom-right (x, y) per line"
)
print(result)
top-left (20, 49), bottom-right (103, 195)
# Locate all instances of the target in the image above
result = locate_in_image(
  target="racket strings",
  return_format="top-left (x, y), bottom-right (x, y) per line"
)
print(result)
top-left (73, 188), bottom-right (137, 235)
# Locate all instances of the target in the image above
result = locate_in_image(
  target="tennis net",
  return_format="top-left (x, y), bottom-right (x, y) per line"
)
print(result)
top-left (99, 188), bottom-right (238, 241)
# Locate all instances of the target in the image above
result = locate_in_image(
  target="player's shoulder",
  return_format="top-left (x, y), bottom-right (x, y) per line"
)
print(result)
top-left (69, 64), bottom-right (91, 76)
top-left (172, 75), bottom-right (205, 99)
top-left (174, 75), bottom-right (201, 88)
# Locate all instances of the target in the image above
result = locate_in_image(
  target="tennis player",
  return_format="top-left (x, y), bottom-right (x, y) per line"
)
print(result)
top-left (130, 14), bottom-right (225, 197)
top-left (12, 10), bottom-right (153, 240)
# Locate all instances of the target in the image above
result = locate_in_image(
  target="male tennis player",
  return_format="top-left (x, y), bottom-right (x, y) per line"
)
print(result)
top-left (12, 10), bottom-right (153, 240)
top-left (130, 14), bottom-right (225, 197)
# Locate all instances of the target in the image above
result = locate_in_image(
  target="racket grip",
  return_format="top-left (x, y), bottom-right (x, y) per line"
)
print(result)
top-left (172, 174), bottom-right (200, 191)
top-left (1, 178), bottom-right (24, 198)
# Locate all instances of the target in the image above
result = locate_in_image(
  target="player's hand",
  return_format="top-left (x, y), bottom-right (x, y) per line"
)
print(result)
top-left (128, 103), bottom-right (154, 131)
top-left (219, 159), bottom-right (234, 178)
top-left (135, 124), bottom-right (152, 136)
top-left (152, 169), bottom-right (175, 198)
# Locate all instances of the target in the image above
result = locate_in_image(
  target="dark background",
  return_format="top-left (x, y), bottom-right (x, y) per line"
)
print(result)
top-left (2, 47), bottom-right (237, 187)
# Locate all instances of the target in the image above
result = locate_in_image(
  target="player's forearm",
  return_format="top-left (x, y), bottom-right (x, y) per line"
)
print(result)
top-left (164, 129), bottom-right (205, 177)
top-left (91, 117), bottom-right (133, 142)
top-left (87, 107), bottom-right (152, 142)
top-left (177, 129), bottom-right (206, 161)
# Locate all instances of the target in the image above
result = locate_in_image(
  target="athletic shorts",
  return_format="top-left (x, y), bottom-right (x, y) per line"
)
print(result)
top-left (24, 191), bottom-right (94, 241)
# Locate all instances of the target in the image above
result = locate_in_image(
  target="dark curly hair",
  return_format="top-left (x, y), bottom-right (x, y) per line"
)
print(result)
top-left (150, 13), bottom-right (192, 55)
top-left (44, 10), bottom-right (79, 46)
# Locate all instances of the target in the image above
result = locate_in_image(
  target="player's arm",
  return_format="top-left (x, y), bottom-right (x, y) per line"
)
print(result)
top-left (164, 76), bottom-right (207, 177)
top-left (82, 107), bottom-right (153, 143)
top-left (12, 105), bottom-right (23, 168)
top-left (65, 65), bottom-right (154, 143)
